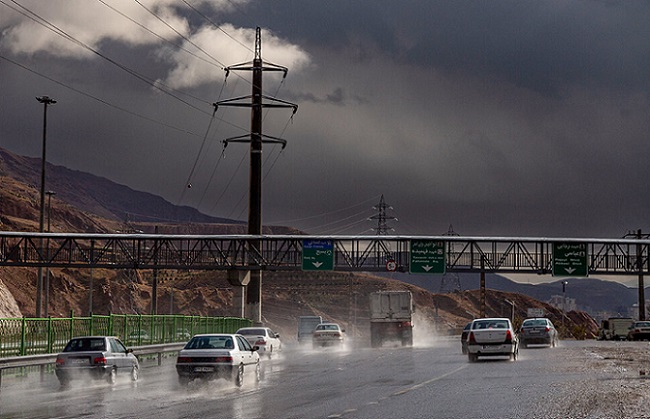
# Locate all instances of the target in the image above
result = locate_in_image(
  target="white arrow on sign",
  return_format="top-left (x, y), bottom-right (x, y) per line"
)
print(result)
top-left (565, 268), bottom-right (576, 274)
top-left (422, 265), bottom-right (433, 272)
top-left (312, 262), bottom-right (323, 268)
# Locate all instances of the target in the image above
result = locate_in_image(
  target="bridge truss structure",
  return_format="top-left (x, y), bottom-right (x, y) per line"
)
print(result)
top-left (1, 232), bottom-right (649, 276)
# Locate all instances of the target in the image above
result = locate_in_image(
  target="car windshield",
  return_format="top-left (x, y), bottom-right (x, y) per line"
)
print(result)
top-left (64, 338), bottom-right (106, 352)
top-left (523, 319), bottom-right (548, 327)
top-left (316, 324), bottom-right (339, 331)
top-left (473, 320), bottom-right (508, 329)
top-left (237, 329), bottom-right (266, 336)
top-left (635, 322), bottom-right (650, 327)
top-left (185, 336), bottom-right (235, 350)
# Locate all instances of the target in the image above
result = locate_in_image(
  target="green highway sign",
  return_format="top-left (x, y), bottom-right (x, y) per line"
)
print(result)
top-left (302, 239), bottom-right (334, 271)
top-left (409, 240), bottom-right (446, 274)
top-left (552, 242), bottom-right (588, 277)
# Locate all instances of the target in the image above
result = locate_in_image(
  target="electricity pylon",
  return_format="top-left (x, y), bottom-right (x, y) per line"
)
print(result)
top-left (369, 194), bottom-right (398, 235)
top-left (214, 27), bottom-right (298, 323)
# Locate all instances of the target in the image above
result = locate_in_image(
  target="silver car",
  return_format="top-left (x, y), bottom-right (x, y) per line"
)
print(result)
top-left (176, 334), bottom-right (261, 387)
top-left (55, 336), bottom-right (139, 386)
top-left (519, 318), bottom-right (558, 348)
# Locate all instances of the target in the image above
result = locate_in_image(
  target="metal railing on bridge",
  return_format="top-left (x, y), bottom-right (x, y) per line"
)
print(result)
top-left (1, 232), bottom-right (649, 275)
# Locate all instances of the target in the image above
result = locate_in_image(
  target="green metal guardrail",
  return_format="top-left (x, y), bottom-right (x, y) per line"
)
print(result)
top-left (0, 313), bottom-right (252, 357)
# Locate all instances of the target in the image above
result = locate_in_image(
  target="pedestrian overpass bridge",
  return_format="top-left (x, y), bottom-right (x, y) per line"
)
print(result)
top-left (1, 232), bottom-right (648, 276)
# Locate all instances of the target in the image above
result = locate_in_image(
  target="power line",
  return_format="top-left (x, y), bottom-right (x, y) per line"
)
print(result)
top-left (0, 53), bottom-right (200, 138)
top-left (95, 0), bottom-right (223, 69)
top-left (1, 0), bottom-right (211, 114)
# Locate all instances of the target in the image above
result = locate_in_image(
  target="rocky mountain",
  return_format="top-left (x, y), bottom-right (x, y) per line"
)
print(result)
top-left (388, 272), bottom-right (640, 317)
top-left (0, 146), bottom-right (600, 340)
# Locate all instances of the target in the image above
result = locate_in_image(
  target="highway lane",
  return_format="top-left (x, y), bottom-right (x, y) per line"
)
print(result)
top-left (0, 338), bottom-right (639, 418)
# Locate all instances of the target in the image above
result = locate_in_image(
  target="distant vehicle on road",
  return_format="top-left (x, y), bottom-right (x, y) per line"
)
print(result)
top-left (598, 317), bottom-right (634, 341)
top-left (175, 333), bottom-right (260, 387)
top-left (519, 318), bottom-right (558, 348)
top-left (298, 316), bottom-right (322, 343)
top-left (236, 327), bottom-right (281, 357)
top-left (312, 323), bottom-right (345, 348)
top-left (175, 328), bottom-right (191, 341)
top-left (466, 318), bottom-right (519, 362)
top-left (627, 321), bottom-right (650, 341)
top-left (369, 291), bottom-right (414, 347)
top-left (461, 322), bottom-right (472, 354)
top-left (55, 336), bottom-right (139, 386)
top-left (127, 330), bottom-right (151, 344)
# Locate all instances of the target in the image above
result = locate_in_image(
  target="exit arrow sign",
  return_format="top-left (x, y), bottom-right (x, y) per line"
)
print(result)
top-left (552, 242), bottom-right (588, 277)
top-left (302, 240), bottom-right (334, 271)
top-left (409, 240), bottom-right (446, 274)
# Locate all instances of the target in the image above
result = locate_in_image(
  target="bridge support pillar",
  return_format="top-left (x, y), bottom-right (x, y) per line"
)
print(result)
top-left (228, 270), bottom-right (250, 318)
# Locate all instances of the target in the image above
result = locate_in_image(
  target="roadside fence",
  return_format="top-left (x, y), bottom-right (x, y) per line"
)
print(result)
top-left (0, 313), bottom-right (252, 358)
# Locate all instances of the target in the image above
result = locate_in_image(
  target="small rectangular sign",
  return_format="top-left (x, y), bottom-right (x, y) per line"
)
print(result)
top-left (409, 240), bottom-right (446, 274)
top-left (552, 242), bottom-right (588, 277)
top-left (302, 239), bottom-right (334, 271)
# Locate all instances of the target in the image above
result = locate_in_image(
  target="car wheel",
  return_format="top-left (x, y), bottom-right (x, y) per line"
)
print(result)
top-left (130, 365), bottom-right (139, 382)
top-left (235, 364), bottom-right (244, 387)
top-left (178, 376), bottom-right (191, 386)
top-left (468, 353), bottom-right (478, 363)
top-left (57, 376), bottom-right (70, 387)
top-left (107, 367), bottom-right (117, 385)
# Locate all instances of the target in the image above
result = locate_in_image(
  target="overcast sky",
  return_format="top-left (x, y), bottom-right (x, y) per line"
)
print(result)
top-left (1, 1), bottom-right (650, 238)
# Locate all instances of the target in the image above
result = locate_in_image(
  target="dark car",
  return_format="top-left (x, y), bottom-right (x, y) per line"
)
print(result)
top-left (461, 322), bottom-right (472, 354)
top-left (519, 318), bottom-right (558, 348)
top-left (55, 336), bottom-right (139, 386)
top-left (627, 321), bottom-right (650, 341)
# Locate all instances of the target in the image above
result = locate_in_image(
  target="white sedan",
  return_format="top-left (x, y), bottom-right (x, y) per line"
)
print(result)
top-left (467, 318), bottom-right (519, 362)
top-left (236, 327), bottom-right (282, 357)
top-left (175, 334), bottom-right (260, 387)
top-left (312, 323), bottom-right (345, 348)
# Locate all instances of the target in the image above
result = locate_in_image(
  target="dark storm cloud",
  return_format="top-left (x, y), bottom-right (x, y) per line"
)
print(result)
top-left (2, 1), bottom-right (650, 239)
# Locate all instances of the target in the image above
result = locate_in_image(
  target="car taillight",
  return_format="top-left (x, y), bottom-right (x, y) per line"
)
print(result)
top-left (93, 356), bottom-right (107, 365)
top-left (255, 339), bottom-right (266, 345)
top-left (545, 326), bottom-right (550, 332)
top-left (505, 330), bottom-right (513, 344)
top-left (401, 321), bottom-right (412, 327)
top-left (469, 332), bottom-right (476, 344)
top-left (214, 356), bottom-right (233, 363)
top-left (56, 357), bottom-right (65, 366)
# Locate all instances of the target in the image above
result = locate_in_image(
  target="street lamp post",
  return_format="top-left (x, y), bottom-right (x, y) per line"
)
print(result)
top-left (35, 95), bottom-right (56, 318)
top-left (44, 190), bottom-right (55, 317)
top-left (562, 281), bottom-right (568, 335)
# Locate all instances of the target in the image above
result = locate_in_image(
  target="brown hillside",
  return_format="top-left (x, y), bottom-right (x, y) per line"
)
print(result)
top-left (0, 146), bottom-right (598, 342)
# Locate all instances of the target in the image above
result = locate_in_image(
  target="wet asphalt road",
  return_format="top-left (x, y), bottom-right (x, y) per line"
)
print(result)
top-left (0, 338), bottom-right (645, 418)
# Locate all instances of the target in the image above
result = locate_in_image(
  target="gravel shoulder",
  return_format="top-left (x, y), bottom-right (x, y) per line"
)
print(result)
top-left (540, 341), bottom-right (650, 418)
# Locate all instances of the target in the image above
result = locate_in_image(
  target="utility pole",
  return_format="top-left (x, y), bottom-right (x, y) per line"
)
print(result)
top-left (35, 95), bottom-right (56, 318)
top-left (633, 229), bottom-right (646, 320)
top-left (44, 190), bottom-right (55, 317)
top-left (215, 27), bottom-right (298, 323)
top-left (440, 225), bottom-right (462, 293)
top-left (624, 229), bottom-right (647, 320)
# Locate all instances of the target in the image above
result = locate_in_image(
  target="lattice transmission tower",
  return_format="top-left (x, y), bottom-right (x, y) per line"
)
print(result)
top-left (369, 194), bottom-right (398, 235)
